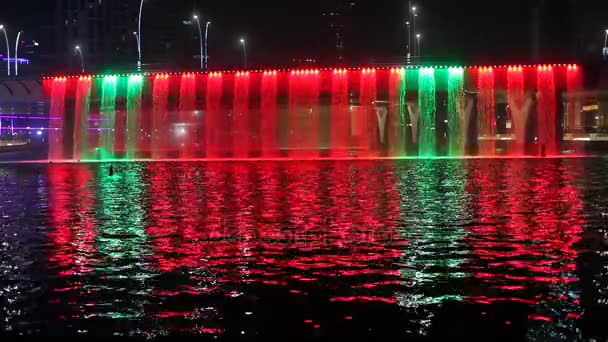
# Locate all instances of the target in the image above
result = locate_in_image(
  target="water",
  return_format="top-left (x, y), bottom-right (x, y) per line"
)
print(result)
top-left (1, 158), bottom-right (607, 339)
top-left (43, 65), bottom-right (580, 162)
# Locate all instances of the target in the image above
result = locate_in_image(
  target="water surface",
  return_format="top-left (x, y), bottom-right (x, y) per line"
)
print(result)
top-left (1, 159), bottom-right (607, 340)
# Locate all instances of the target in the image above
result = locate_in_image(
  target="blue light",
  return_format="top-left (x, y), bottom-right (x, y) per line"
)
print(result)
top-left (36, 130), bottom-right (42, 136)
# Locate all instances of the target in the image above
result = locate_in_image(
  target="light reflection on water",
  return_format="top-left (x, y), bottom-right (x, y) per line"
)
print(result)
top-left (0, 159), bottom-right (607, 339)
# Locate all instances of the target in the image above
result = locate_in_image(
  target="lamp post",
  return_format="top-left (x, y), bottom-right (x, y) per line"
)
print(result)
top-left (416, 33), bottom-right (421, 58)
top-left (604, 29), bottom-right (608, 61)
top-left (406, 21), bottom-right (411, 60)
top-left (75, 45), bottom-right (85, 73)
top-left (137, 0), bottom-right (144, 71)
top-left (205, 21), bottom-right (211, 69)
top-left (411, 6), bottom-right (418, 56)
top-left (133, 31), bottom-right (140, 53)
top-left (240, 38), bottom-right (247, 69)
top-left (0, 25), bottom-right (10, 76)
top-left (193, 15), bottom-right (203, 69)
top-left (14, 31), bottom-right (22, 76)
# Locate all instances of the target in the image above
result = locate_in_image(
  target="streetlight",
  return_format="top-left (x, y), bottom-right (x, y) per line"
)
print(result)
top-left (14, 30), bottom-right (22, 76)
top-left (75, 45), bottom-right (85, 73)
top-left (0, 25), bottom-right (10, 76)
top-left (416, 33), bottom-right (421, 58)
top-left (411, 5), bottom-right (418, 56)
top-left (193, 15), bottom-right (203, 69)
top-left (205, 21), bottom-right (211, 70)
top-left (240, 38), bottom-right (247, 69)
top-left (137, 0), bottom-right (144, 71)
top-left (133, 31), bottom-right (140, 51)
top-left (604, 29), bottom-right (608, 61)
top-left (405, 21), bottom-right (411, 60)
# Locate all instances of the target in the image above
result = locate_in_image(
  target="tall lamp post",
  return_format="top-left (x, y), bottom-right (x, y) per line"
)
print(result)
top-left (14, 30), bottom-right (22, 76)
top-left (137, 0), bottom-right (144, 71)
top-left (406, 21), bottom-right (411, 60)
top-left (240, 38), bottom-right (247, 69)
top-left (416, 33), bottom-right (421, 58)
top-left (411, 6), bottom-right (418, 56)
top-left (193, 15), bottom-right (203, 69)
top-left (0, 25), bottom-right (10, 76)
top-left (604, 29), bottom-right (608, 61)
top-left (205, 21), bottom-right (211, 69)
top-left (75, 45), bottom-right (85, 73)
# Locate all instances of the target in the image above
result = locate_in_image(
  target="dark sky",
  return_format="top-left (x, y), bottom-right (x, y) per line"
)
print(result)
top-left (3, 0), bottom-right (608, 66)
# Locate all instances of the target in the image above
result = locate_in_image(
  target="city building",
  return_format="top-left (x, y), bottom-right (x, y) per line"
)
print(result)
top-left (53, 0), bottom-right (139, 72)
top-left (320, 0), bottom-right (356, 65)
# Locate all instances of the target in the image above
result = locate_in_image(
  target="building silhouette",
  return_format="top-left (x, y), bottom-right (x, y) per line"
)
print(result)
top-left (54, 0), bottom-right (139, 71)
top-left (320, 0), bottom-right (356, 65)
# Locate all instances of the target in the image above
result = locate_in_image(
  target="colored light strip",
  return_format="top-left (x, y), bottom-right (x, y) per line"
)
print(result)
top-left (43, 64), bottom-right (580, 80)
top-left (0, 116), bottom-right (109, 121)
top-left (0, 115), bottom-right (62, 120)
top-left (4, 127), bottom-right (114, 131)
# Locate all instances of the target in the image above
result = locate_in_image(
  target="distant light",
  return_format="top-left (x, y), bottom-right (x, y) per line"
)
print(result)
top-left (240, 38), bottom-right (245, 44)
top-left (34, 42), bottom-right (39, 46)
top-left (36, 130), bottom-right (42, 136)
top-left (0, 25), bottom-right (4, 30)
top-left (193, 15), bottom-right (198, 19)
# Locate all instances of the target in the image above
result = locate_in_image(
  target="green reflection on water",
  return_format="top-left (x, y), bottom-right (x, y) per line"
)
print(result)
top-left (94, 163), bottom-right (152, 319)
top-left (395, 160), bottom-right (470, 311)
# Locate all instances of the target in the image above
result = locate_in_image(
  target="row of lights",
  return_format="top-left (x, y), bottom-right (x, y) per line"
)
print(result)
top-left (235, 71), bottom-right (250, 77)
top-left (507, 66), bottom-right (524, 72)
top-left (48, 64), bottom-right (581, 81)
top-left (290, 69), bottom-right (320, 75)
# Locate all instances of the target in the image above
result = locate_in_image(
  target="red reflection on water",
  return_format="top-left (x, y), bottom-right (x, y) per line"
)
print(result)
top-left (141, 161), bottom-right (403, 304)
top-left (465, 160), bottom-right (584, 321)
top-left (47, 165), bottom-right (97, 275)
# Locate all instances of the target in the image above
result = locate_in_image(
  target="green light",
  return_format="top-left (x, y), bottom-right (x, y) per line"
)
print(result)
top-left (99, 76), bottom-right (118, 161)
top-left (418, 68), bottom-right (436, 157)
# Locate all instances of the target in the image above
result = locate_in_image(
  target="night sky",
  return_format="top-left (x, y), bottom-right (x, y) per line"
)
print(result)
top-left (3, 0), bottom-right (608, 66)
